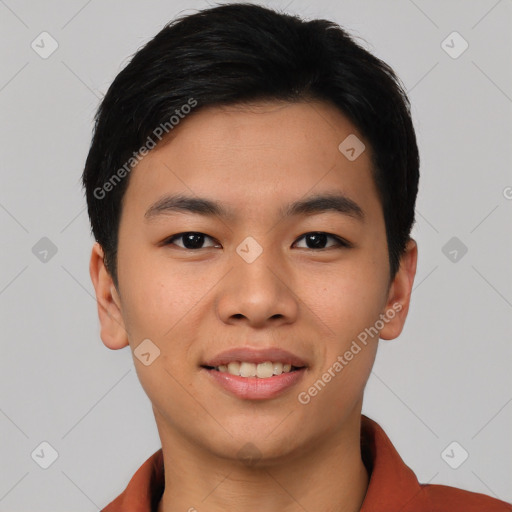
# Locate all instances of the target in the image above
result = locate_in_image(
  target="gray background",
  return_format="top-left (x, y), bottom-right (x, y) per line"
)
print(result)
top-left (1, 0), bottom-right (511, 510)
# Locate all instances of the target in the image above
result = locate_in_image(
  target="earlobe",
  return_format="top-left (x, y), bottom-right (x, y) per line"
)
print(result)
top-left (89, 243), bottom-right (129, 350)
top-left (379, 238), bottom-right (418, 341)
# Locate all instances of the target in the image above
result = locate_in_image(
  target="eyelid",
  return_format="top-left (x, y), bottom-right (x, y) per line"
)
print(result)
top-left (293, 232), bottom-right (352, 249)
top-left (164, 232), bottom-right (220, 248)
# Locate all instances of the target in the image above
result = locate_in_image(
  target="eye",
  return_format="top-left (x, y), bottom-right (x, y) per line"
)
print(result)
top-left (163, 231), bottom-right (350, 251)
top-left (293, 232), bottom-right (351, 250)
top-left (164, 232), bottom-right (220, 250)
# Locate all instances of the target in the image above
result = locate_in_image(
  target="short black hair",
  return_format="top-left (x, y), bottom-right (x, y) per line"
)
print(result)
top-left (82, 2), bottom-right (419, 287)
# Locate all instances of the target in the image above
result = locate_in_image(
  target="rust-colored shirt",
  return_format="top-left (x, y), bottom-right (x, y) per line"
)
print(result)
top-left (101, 415), bottom-right (511, 511)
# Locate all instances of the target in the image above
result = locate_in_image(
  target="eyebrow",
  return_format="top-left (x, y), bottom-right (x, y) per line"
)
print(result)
top-left (144, 193), bottom-right (364, 222)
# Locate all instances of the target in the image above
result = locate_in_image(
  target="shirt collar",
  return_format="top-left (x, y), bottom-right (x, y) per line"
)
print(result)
top-left (359, 415), bottom-right (424, 510)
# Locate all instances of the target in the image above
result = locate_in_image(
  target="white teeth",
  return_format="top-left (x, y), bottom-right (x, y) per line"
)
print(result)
top-left (215, 361), bottom-right (298, 378)
top-left (240, 362), bottom-right (257, 377)
top-left (227, 362), bottom-right (240, 376)
top-left (273, 362), bottom-right (283, 375)
top-left (256, 361), bottom-right (274, 378)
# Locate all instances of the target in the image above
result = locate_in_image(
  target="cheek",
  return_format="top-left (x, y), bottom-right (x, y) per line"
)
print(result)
top-left (297, 273), bottom-right (382, 424)
top-left (301, 347), bottom-right (377, 435)
top-left (302, 260), bottom-right (388, 341)
top-left (118, 253), bottom-right (201, 341)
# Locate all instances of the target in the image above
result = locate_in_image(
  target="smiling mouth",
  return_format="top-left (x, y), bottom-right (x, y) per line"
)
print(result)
top-left (201, 361), bottom-right (304, 378)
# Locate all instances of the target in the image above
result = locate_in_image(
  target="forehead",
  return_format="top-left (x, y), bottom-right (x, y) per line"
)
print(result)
top-left (122, 100), bottom-right (380, 221)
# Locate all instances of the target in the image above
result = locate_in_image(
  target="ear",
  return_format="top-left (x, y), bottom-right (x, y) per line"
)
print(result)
top-left (379, 238), bottom-right (418, 340)
top-left (89, 242), bottom-right (129, 350)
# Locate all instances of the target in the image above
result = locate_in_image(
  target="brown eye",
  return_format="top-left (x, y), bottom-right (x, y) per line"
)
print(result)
top-left (166, 232), bottom-right (219, 249)
top-left (294, 232), bottom-right (351, 249)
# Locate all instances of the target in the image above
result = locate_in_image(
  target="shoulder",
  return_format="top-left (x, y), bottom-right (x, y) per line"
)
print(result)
top-left (421, 483), bottom-right (512, 511)
top-left (359, 415), bottom-right (511, 512)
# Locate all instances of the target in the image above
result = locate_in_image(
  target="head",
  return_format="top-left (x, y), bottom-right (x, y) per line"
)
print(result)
top-left (84, 3), bottom-right (418, 463)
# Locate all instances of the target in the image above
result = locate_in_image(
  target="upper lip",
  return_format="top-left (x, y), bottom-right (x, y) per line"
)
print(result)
top-left (202, 347), bottom-right (308, 368)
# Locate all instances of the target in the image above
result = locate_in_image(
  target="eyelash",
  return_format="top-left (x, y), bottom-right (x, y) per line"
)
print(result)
top-left (163, 232), bottom-right (352, 250)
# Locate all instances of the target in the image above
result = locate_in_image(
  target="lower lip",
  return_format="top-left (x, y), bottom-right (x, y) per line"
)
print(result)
top-left (202, 367), bottom-right (306, 400)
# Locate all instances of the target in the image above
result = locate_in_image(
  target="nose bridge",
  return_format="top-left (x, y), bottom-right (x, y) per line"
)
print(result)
top-left (216, 236), bottom-right (298, 326)
top-left (235, 236), bottom-right (285, 300)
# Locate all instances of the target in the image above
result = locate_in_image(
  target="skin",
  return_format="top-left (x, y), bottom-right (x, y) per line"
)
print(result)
top-left (90, 100), bottom-right (417, 512)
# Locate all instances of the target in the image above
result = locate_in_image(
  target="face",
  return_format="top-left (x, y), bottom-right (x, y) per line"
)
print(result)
top-left (90, 100), bottom-right (417, 464)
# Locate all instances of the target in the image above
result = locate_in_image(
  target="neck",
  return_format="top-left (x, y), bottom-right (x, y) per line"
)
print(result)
top-left (156, 410), bottom-right (369, 512)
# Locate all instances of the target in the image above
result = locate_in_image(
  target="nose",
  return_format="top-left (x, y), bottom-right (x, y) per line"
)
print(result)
top-left (215, 244), bottom-right (299, 328)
